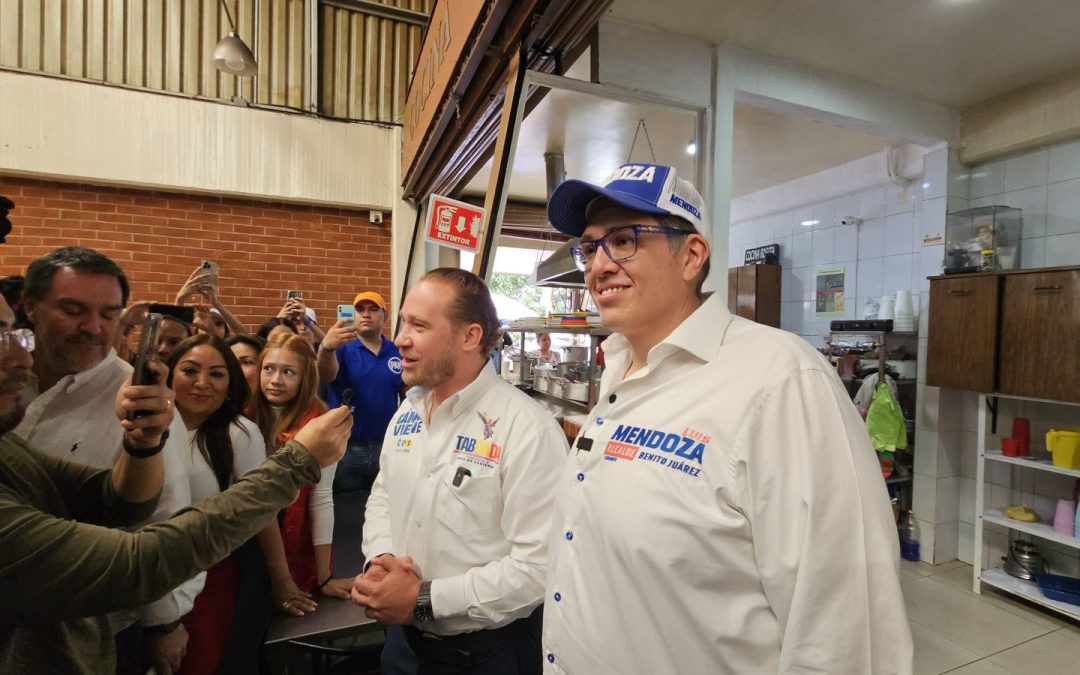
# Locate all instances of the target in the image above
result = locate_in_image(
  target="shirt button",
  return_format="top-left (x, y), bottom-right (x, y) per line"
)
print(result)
top-left (415, 520), bottom-right (423, 528)
top-left (565, 531), bottom-right (573, 541)
top-left (547, 653), bottom-right (555, 663)
top-left (608, 394), bottom-right (616, 403)
top-left (553, 592), bottom-right (562, 602)
top-left (596, 417), bottom-right (604, 426)
top-left (576, 473), bottom-right (585, 482)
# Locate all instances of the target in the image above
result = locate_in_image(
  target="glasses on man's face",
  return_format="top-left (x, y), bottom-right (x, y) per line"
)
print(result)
top-left (570, 224), bottom-right (690, 272)
top-left (0, 329), bottom-right (34, 352)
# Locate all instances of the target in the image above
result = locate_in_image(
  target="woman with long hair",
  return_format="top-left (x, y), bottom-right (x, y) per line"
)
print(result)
top-left (165, 335), bottom-right (267, 674)
top-left (251, 333), bottom-right (352, 609)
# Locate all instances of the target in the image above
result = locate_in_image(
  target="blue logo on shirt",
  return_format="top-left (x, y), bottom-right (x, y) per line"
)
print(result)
top-left (393, 410), bottom-right (423, 436)
top-left (388, 357), bottom-right (403, 374)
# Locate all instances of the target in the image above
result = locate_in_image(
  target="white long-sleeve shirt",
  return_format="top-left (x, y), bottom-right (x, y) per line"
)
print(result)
top-left (363, 364), bottom-right (567, 636)
top-left (15, 351), bottom-right (205, 628)
top-left (542, 294), bottom-right (913, 674)
top-left (181, 416), bottom-right (266, 500)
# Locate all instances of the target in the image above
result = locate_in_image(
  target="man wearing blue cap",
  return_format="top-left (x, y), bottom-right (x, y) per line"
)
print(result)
top-left (540, 163), bottom-right (912, 673)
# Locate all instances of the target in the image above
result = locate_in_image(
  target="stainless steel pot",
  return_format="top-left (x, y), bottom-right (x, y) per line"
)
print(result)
top-left (1003, 540), bottom-right (1047, 580)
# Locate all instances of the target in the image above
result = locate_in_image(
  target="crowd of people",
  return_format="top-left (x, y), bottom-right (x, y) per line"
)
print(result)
top-left (0, 162), bottom-right (913, 675)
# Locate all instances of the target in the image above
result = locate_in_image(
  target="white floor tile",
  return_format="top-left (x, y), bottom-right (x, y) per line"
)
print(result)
top-left (911, 621), bottom-right (981, 675)
top-left (946, 659), bottom-right (1014, 675)
top-left (989, 631), bottom-right (1080, 674)
top-left (904, 577), bottom-right (1052, 656)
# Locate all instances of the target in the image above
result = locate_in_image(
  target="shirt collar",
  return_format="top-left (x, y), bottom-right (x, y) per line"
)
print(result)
top-left (603, 293), bottom-right (733, 371)
top-left (406, 361), bottom-right (499, 424)
top-left (30, 349), bottom-right (126, 398)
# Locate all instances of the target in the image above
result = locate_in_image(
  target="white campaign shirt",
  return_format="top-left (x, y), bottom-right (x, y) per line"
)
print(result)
top-left (181, 416), bottom-right (266, 501)
top-left (363, 364), bottom-right (567, 636)
top-left (15, 351), bottom-right (205, 627)
top-left (542, 294), bottom-right (913, 675)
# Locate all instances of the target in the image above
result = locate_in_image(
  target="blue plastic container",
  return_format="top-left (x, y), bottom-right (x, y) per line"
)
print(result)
top-left (1036, 573), bottom-right (1080, 606)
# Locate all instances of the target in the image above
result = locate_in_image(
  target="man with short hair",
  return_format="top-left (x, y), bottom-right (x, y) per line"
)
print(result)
top-left (14, 246), bottom-right (201, 674)
top-left (351, 269), bottom-right (566, 675)
top-left (318, 290), bottom-right (403, 493)
top-left (0, 304), bottom-right (354, 673)
top-left (540, 163), bottom-right (912, 673)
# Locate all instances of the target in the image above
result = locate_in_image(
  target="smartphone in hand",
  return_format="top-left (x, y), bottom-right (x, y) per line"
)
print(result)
top-left (201, 260), bottom-right (219, 276)
top-left (287, 290), bottom-right (303, 301)
top-left (337, 304), bottom-right (355, 328)
top-left (129, 313), bottom-right (163, 420)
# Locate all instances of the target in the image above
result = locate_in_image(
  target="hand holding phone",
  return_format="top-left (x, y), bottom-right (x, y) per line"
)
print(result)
top-left (129, 314), bottom-right (163, 420)
top-left (336, 304), bottom-right (355, 328)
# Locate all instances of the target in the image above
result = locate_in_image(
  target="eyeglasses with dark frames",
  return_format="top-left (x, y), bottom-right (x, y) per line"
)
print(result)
top-left (570, 224), bottom-right (691, 272)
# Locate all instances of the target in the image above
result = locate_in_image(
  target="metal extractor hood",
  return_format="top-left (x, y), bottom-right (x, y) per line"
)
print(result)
top-left (534, 152), bottom-right (585, 287)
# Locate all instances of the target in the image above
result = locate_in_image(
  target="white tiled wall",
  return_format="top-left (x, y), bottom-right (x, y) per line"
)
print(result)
top-left (968, 140), bottom-right (1080, 269)
top-left (728, 177), bottom-right (933, 348)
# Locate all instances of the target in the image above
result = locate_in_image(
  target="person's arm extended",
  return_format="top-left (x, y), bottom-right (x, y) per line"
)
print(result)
top-left (0, 408), bottom-right (352, 624)
top-left (317, 320), bottom-right (354, 385)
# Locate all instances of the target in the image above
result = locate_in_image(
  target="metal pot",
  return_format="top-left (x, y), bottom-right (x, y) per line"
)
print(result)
top-left (1003, 540), bottom-right (1047, 580)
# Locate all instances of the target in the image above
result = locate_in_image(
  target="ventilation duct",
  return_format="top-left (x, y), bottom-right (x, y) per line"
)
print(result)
top-left (534, 153), bottom-right (586, 287)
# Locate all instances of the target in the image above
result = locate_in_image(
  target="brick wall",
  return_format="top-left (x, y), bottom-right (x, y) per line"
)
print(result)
top-left (0, 176), bottom-right (391, 330)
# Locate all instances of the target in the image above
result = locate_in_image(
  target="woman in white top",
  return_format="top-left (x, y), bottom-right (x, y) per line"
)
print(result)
top-left (164, 335), bottom-right (269, 673)
top-left (537, 332), bottom-right (560, 366)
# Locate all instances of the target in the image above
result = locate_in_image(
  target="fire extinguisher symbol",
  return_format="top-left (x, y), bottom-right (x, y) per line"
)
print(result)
top-left (437, 206), bottom-right (455, 233)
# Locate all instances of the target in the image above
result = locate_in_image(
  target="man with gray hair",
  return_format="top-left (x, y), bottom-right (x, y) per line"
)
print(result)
top-left (15, 246), bottom-right (201, 674)
top-left (539, 163), bottom-right (912, 673)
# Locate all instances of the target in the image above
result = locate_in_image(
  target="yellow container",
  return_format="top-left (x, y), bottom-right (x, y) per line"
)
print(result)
top-left (1046, 428), bottom-right (1080, 469)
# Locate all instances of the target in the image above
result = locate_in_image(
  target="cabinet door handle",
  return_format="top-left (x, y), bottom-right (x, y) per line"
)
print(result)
top-left (948, 289), bottom-right (971, 296)
top-left (1032, 285), bottom-right (1063, 292)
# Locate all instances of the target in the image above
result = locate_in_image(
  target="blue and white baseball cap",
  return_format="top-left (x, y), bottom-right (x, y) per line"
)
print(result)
top-left (547, 163), bottom-right (707, 240)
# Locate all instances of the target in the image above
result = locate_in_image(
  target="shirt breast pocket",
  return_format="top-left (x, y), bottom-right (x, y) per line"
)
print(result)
top-left (435, 470), bottom-right (501, 540)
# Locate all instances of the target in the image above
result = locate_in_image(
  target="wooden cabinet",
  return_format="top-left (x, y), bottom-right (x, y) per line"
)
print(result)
top-left (727, 264), bottom-right (781, 328)
top-left (998, 269), bottom-right (1080, 402)
top-left (926, 274), bottom-right (1000, 392)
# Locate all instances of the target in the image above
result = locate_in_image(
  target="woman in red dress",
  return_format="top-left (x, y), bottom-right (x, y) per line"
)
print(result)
top-left (251, 333), bottom-right (353, 615)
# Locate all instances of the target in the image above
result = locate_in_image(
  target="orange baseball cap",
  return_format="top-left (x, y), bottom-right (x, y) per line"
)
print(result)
top-left (353, 291), bottom-right (387, 311)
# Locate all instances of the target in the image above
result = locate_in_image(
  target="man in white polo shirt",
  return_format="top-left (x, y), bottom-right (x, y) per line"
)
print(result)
top-left (15, 247), bottom-right (200, 675)
top-left (540, 164), bottom-right (912, 674)
top-left (351, 267), bottom-right (566, 675)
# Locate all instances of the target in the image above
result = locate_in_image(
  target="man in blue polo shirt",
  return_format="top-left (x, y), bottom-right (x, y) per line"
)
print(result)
top-left (318, 291), bottom-right (403, 493)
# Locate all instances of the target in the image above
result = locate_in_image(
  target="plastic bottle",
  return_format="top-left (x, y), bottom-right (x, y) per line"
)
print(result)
top-left (898, 509), bottom-right (921, 561)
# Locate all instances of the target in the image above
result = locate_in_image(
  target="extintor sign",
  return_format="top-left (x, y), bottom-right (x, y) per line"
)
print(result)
top-left (424, 194), bottom-right (485, 253)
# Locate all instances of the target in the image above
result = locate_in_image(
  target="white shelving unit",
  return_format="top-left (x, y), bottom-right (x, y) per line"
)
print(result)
top-left (973, 392), bottom-right (1080, 621)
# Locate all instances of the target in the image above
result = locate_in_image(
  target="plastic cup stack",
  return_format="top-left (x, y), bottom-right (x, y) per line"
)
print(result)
top-left (893, 289), bottom-right (915, 332)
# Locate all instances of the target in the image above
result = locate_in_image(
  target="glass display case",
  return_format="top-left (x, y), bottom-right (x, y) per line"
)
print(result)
top-left (944, 205), bottom-right (1021, 274)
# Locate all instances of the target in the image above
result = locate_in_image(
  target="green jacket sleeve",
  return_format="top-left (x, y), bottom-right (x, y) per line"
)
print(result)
top-left (0, 440), bottom-right (320, 623)
top-left (29, 445), bottom-right (157, 527)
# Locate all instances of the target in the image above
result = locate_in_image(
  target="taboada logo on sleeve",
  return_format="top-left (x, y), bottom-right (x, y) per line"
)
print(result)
top-left (603, 423), bottom-right (709, 479)
top-left (453, 412), bottom-right (503, 468)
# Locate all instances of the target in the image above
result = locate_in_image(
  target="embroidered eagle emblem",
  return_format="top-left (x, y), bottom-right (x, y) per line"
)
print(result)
top-left (477, 412), bottom-right (499, 440)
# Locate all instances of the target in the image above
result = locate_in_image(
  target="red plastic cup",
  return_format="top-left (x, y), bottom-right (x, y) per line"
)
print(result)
top-left (1012, 417), bottom-right (1031, 444)
top-left (1002, 438), bottom-right (1027, 457)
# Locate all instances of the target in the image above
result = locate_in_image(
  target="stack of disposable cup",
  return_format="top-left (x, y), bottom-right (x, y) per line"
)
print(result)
top-left (893, 289), bottom-right (915, 331)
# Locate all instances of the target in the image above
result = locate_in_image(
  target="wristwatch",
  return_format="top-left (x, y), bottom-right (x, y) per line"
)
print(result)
top-left (413, 581), bottom-right (434, 624)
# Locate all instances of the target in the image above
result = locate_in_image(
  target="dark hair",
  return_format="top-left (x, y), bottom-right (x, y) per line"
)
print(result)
top-left (225, 333), bottom-right (267, 353)
top-left (0, 276), bottom-right (30, 330)
top-left (166, 334), bottom-right (250, 492)
top-left (24, 246), bottom-right (130, 306)
top-left (256, 316), bottom-right (298, 340)
top-left (162, 315), bottom-right (194, 337)
top-left (251, 332), bottom-right (325, 451)
top-left (420, 268), bottom-right (502, 354)
top-left (657, 214), bottom-right (711, 300)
